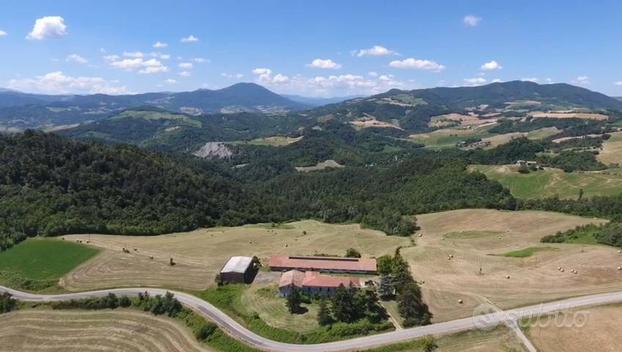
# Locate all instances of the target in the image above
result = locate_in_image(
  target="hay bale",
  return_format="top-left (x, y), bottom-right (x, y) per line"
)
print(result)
top-left (505, 275), bottom-right (511, 279)
top-left (458, 299), bottom-right (463, 304)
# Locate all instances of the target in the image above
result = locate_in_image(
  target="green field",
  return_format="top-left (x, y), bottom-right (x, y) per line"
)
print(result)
top-left (0, 238), bottom-right (99, 290)
top-left (501, 246), bottom-right (556, 258)
top-left (470, 165), bottom-right (622, 199)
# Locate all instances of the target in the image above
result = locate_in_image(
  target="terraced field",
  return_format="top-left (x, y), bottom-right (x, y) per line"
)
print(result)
top-left (470, 164), bottom-right (622, 199)
top-left (0, 309), bottom-right (208, 352)
top-left (63, 220), bottom-right (410, 291)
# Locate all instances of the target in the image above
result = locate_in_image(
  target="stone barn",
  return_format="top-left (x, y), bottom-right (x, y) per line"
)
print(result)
top-left (219, 256), bottom-right (257, 284)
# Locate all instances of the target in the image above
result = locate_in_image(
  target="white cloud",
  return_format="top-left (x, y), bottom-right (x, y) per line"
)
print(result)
top-left (464, 77), bottom-right (487, 86)
top-left (123, 51), bottom-right (144, 58)
top-left (178, 62), bottom-right (193, 69)
top-left (153, 41), bottom-right (168, 48)
top-left (151, 52), bottom-right (170, 60)
top-left (221, 72), bottom-right (244, 79)
top-left (180, 35), bottom-right (199, 43)
top-left (308, 58), bottom-right (341, 69)
top-left (7, 71), bottom-right (127, 94)
top-left (192, 57), bottom-right (208, 63)
top-left (522, 77), bottom-right (540, 83)
top-left (573, 75), bottom-right (590, 85)
top-left (164, 78), bottom-right (177, 84)
top-left (27, 16), bottom-right (68, 40)
top-left (179, 71), bottom-right (191, 77)
top-left (463, 15), bottom-right (482, 27)
top-left (251, 68), bottom-right (290, 85)
top-left (615, 81), bottom-right (622, 86)
top-left (355, 45), bottom-right (397, 57)
top-left (105, 55), bottom-right (168, 74)
top-left (389, 57), bottom-right (445, 72)
top-left (368, 71), bottom-right (378, 77)
top-left (0, 30), bottom-right (7, 37)
top-left (491, 78), bottom-right (503, 83)
top-left (66, 54), bottom-right (87, 64)
top-left (481, 60), bottom-right (502, 71)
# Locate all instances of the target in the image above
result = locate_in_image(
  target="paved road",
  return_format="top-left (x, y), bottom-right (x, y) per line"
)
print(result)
top-left (3, 285), bottom-right (622, 352)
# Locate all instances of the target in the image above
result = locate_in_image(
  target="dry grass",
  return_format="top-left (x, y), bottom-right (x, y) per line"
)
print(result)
top-left (350, 115), bottom-right (403, 129)
top-left (435, 326), bottom-right (525, 352)
top-left (295, 160), bottom-right (344, 172)
top-left (248, 136), bottom-right (303, 147)
top-left (529, 111), bottom-right (609, 121)
top-left (527, 304), bottom-right (622, 352)
top-left (428, 113), bottom-right (494, 128)
top-left (406, 209), bottom-right (615, 322)
top-left (63, 220), bottom-right (410, 291)
top-left (0, 309), bottom-right (209, 352)
top-left (598, 131), bottom-right (622, 166)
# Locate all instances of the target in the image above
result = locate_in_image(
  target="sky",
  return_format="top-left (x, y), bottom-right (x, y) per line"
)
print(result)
top-left (1, 0), bottom-right (622, 97)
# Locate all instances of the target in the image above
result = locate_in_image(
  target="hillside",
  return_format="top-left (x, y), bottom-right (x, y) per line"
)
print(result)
top-left (0, 83), bottom-right (307, 130)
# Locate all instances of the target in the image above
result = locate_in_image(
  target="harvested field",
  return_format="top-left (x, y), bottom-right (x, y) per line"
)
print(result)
top-left (598, 131), bottom-right (622, 166)
top-left (428, 113), bottom-right (493, 128)
top-left (406, 209), bottom-right (614, 322)
top-left (470, 164), bottom-right (622, 199)
top-left (63, 220), bottom-right (410, 291)
top-left (529, 111), bottom-right (608, 121)
top-left (0, 309), bottom-right (208, 352)
top-left (246, 136), bottom-right (303, 147)
top-left (350, 115), bottom-right (402, 129)
top-left (409, 125), bottom-right (494, 149)
top-left (527, 304), bottom-right (622, 352)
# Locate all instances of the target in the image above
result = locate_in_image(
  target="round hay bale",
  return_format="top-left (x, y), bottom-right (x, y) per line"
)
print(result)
top-left (506, 275), bottom-right (511, 279)
top-left (617, 266), bottom-right (621, 271)
top-left (561, 268), bottom-right (565, 272)
top-left (458, 299), bottom-right (463, 304)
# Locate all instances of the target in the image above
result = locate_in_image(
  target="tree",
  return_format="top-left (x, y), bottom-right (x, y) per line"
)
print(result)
top-left (317, 299), bottom-right (333, 326)
top-left (398, 283), bottom-right (432, 327)
top-left (376, 255), bottom-right (394, 275)
top-left (286, 287), bottom-right (303, 314)
top-left (331, 285), bottom-right (357, 323)
top-left (345, 248), bottom-right (361, 258)
top-left (421, 336), bottom-right (438, 352)
top-left (0, 292), bottom-right (17, 314)
top-left (378, 274), bottom-right (395, 300)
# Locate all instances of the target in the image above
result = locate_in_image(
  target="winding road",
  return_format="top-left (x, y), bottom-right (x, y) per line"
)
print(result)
top-left (2, 285), bottom-right (622, 352)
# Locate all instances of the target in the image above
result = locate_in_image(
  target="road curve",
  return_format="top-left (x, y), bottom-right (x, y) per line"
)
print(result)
top-left (3, 285), bottom-right (622, 352)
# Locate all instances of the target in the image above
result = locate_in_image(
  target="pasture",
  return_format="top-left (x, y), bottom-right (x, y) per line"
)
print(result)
top-left (470, 164), bottom-right (622, 199)
top-left (527, 304), bottom-right (622, 352)
top-left (0, 309), bottom-right (208, 352)
top-left (247, 136), bottom-right (302, 146)
top-left (63, 220), bottom-right (410, 291)
top-left (598, 131), bottom-right (622, 166)
top-left (406, 209), bottom-right (615, 322)
top-left (0, 239), bottom-right (99, 290)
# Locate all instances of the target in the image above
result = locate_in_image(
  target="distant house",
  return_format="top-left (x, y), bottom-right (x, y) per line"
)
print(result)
top-left (516, 160), bottom-right (538, 167)
top-left (269, 255), bottom-right (377, 274)
top-left (278, 270), bottom-right (362, 297)
top-left (219, 256), bottom-right (257, 284)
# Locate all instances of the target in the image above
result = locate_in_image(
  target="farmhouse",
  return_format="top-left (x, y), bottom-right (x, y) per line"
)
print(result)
top-left (269, 255), bottom-right (377, 274)
top-left (219, 256), bottom-right (257, 284)
top-left (278, 270), bottom-right (362, 297)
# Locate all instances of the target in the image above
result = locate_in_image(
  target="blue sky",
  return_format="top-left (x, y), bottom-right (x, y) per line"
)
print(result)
top-left (1, 0), bottom-right (621, 97)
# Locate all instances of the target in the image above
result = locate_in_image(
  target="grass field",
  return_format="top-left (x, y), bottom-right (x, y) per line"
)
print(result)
top-left (470, 164), bottom-right (622, 199)
top-left (405, 209), bottom-right (614, 322)
top-left (526, 304), bottom-right (622, 352)
top-left (410, 125), bottom-right (558, 149)
top-left (246, 136), bottom-right (303, 147)
top-left (63, 220), bottom-right (410, 291)
top-left (501, 246), bottom-right (557, 258)
top-left (366, 325), bottom-right (524, 352)
top-left (599, 131), bottom-right (622, 166)
top-left (0, 239), bottom-right (99, 290)
top-left (0, 309), bottom-right (209, 352)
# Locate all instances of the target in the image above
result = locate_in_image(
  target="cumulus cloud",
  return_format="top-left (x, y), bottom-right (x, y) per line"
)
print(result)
top-left (481, 60), bottom-right (502, 71)
top-left (251, 68), bottom-right (290, 85)
top-left (123, 51), bottom-right (144, 58)
top-left (615, 81), bottom-right (622, 86)
top-left (573, 75), bottom-right (590, 85)
top-left (463, 15), bottom-right (482, 27)
top-left (221, 72), bottom-right (244, 79)
top-left (355, 45), bottom-right (397, 57)
top-left (0, 30), bottom-right (7, 37)
top-left (153, 41), bottom-right (168, 48)
top-left (389, 58), bottom-right (445, 72)
top-left (308, 58), bottom-right (341, 69)
top-left (179, 71), bottom-right (191, 77)
top-left (522, 77), bottom-right (539, 83)
top-left (192, 57), bottom-right (208, 63)
top-left (180, 35), bottom-right (199, 43)
top-left (66, 54), bottom-right (87, 64)
top-left (7, 71), bottom-right (127, 94)
top-left (27, 16), bottom-right (68, 40)
top-left (164, 78), bottom-right (177, 84)
top-left (178, 62), bottom-right (193, 69)
top-left (105, 55), bottom-right (168, 74)
top-left (463, 77), bottom-right (487, 86)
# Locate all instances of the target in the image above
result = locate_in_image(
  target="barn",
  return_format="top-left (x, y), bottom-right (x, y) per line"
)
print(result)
top-left (278, 270), bottom-right (362, 297)
top-left (269, 255), bottom-right (377, 274)
top-left (219, 256), bottom-right (256, 284)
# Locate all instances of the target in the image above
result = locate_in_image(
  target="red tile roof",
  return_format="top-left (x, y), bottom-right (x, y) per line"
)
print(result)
top-left (269, 255), bottom-right (377, 273)
top-left (279, 270), bottom-right (361, 289)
